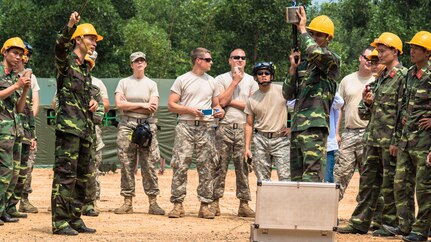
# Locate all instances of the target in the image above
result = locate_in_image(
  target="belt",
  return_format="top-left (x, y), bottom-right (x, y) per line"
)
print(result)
top-left (345, 127), bottom-right (366, 131)
top-left (255, 130), bottom-right (285, 139)
top-left (219, 123), bottom-right (244, 129)
top-left (122, 116), bottom-right (156, 124)
top-left (179, 120), bottom-right (213, 126)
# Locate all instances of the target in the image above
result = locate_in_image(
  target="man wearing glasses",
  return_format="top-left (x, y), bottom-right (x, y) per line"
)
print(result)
top-left (210, 49), bottom-right (258, 218)
top-left (167, 47), bottom-right (224, 219)
top-left (338, 32), bottom-right (407, 237)
top-left (283, 7), bottom-right (340, 182)
top-left (244, 62), bottom-right (291, 182)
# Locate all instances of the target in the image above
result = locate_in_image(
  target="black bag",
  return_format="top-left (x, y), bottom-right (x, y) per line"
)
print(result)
top-left (131, 121), bottom-right (152, 147)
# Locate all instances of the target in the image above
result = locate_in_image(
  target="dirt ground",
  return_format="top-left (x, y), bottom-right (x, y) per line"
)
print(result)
top-left (1, 168), bottom-right (404, 242)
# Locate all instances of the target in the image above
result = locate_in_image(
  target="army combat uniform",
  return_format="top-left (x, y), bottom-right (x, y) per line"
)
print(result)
top-left (51, 24), bottom-right (95, 233)
top-left (393, 64), bottom-right (431, 237)
top-left (283, 32), bottom-right (340, 182)
top-left (345, 64), bottom-right (407, 233)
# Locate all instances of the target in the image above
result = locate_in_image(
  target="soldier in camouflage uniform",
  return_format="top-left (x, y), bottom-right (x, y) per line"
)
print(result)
top-left (244, 62), bottom-right (291, 182)
top-left (338, 32), bottom-right (407, 237)
top-left (6, 45), bottom-right (40, 219)
top-left (382, 31), bottom-right (431, 242)
top-left (167, 47), bottom-right (224, 219)
top-left (210, 49), bottom-right (258, 218)
top-left (51, 12), bottom-right (102, 235)
top-left (0, 37), bottom-right (31, 225)
top-left (282, 7), bottom-right (340, 182)
top-left (18, 42), bottom-right (40, 214)
top-left (113, 51), bottom-right (164, 216)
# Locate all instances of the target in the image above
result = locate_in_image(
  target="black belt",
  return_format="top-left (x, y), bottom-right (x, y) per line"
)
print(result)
top-left (179, 120), bottom-right (213, 126)
top-left (122, 117), bottom-right (151, 124)
top-left (219, 123), bottom-right (243, 129)
top-left (255, 130), bottom-right (284, 139)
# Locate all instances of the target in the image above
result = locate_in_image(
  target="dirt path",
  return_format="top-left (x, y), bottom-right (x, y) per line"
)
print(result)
top-left (1, 169), bottom-right (402, 241)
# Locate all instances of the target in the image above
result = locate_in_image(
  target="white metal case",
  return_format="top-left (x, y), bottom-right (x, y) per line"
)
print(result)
top-left (251, 181), bottom-right (339, 242)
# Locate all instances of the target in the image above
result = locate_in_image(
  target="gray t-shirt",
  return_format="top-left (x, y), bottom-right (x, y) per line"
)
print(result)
top-left (244, 84), bottom-right (288, 132)
top-left (216, 71), bottom-right (258, 124)
top-left (115, 75), bottom-right (159, 119)
top-left (170, 71), bottom-right (220, 121)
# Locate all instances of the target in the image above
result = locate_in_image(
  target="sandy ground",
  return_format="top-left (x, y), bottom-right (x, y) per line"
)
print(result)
top-left (0, 168), bottom-right (405, 242)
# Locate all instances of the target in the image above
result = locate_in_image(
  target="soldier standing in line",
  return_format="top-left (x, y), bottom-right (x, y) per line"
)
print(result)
top-left (382, 31), bottom-right (431, 242)
top-left (167, 47), bottom-right (224, 219)
top-left (6, 43), bottom-right (40, 219)
top-left (51, 12), bottom-right (102, 235)
top-left (18, 42), bottom-right (40, 214)
top-left (210, 49), bottom-right (258, 218)
top-left (283, 6), bottom-right (341, 182)
top-left (244, 62), bottom-right (291, 181)
top-left (338, 32), bottom-right (407, 237)
top-left (113, 51), bottom-right (164, 216)
top-left (0, 37), bottom-right (31, 225)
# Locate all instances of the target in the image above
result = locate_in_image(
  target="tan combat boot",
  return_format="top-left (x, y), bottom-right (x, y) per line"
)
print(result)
top-left (168, 203), bottom-right (185, 218)
top-left (198, 202), bottom-right (215, 219)
top-left (19, 197), bottom-right (38, 213)
top-left (238, 200), bottom-right (255, 218)
top-left (114, 196), bottom-right (133, 214)
top-left (209, 199), bottom-right (220, 216)
top-left (148, 195), bottom-right (165, 215)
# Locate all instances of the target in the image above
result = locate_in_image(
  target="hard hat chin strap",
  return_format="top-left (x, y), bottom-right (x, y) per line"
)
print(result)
top-left (80, 36), bottom-right (92, 55)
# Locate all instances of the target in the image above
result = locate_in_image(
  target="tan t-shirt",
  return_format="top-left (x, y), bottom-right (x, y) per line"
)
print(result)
top-left (115, 75), bottom-right (159, 119)
top-left (338, 71), bottom-right (374, 129)
top-left (244, 84), bottom-right (288, 132)
top-left (170, 71), bottom-right (219, 121)
top-left (92, 77), bottom-right (109, 99)
top-left (216, 71), bottom-right (258, 124)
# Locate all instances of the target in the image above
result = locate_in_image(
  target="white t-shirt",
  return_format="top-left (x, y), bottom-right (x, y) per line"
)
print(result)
top-left (338, 71), bottom-right (374, 129)
top-left (244, 84), bottom-right (288, 132)
top-left (92, 77), bottom-right (108, 99)
top-left (18, 70), bottom-right (40, 95)
top-left (115, 75), bottom-right (159, 119)
top-left (170, 71), bottom-right (219, 121)
top-left (216, 71), bottom-right (258, 124)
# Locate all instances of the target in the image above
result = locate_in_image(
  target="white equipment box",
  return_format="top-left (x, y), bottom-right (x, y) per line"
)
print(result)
top-left (250, 181), bottom-right (339, 242)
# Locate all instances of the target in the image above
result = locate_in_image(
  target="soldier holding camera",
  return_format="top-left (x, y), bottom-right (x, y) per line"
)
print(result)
top-left (113, 51), bottom-right (165, 216)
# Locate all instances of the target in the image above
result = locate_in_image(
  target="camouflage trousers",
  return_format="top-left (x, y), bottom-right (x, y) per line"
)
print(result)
top-left (349, 145), bottom-right (397, 232)
top-left (7, 142), bottom-right (30, 212)
top-left (213, 124), bottom-right (251, 201)
top-left (0, 136), bottom-right (18, 215)
top-left (253, 132), bottom-right (290, 181)
top-left (84, 125), bottom-right (104, 205)
top-left (333, 128), bottom-right (365, 200)
top-left (170, 122), bottom-right (217, 204)
top-left (51, 131), bottom-right (92, 233)
top-left (394, 148), bottom-right (430, 237)
top-left (117, 120), bottom-right (161, 197)
top-left (290, 128), bottom-right (328, 182)
top-left (22, 147), bottom-right (37, 196)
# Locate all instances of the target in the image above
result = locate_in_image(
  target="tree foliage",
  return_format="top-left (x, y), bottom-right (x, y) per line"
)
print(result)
top-left (0, 0), bottom-right (429, 80)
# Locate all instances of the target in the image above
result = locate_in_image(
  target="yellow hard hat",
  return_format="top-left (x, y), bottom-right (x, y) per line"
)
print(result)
top-left (71, 23), bottom-right (103, 42)
top-left (367, 49), bottom-right (379, 59)
top-left (1, 37), bottom-right (26, 53)
top-left (406, 31), bottom-right (431, 51)
top-left (371, 32), bottom-right (403, 54)
top-left (306, 15), bottom-right (335, 38)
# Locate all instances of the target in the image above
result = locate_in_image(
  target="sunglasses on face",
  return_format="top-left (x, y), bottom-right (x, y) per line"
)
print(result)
top-left (198, 57), bottom-right (213, 62)
top-left (257, 70), bottom-right (271, 76)
top-left (361, 55), bottom-right (371, 62)
top-left (231, 56), bottom-right (246, 60)
top-left (133, 58), bottom-right (146, 63)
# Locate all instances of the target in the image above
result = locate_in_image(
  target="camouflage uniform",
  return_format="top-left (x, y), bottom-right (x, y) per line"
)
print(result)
top-left (22, 147), bottom-right (36, 196)
top-left (346, 64), bottom-right (407, 233)
top-left (51, 25), bottom-right (95, 232)
top-left (393, 64), bottom-right (431, 237)
top-left (253, 132), bottom-right (290, 181)
top-left (117, 118), bottom-right (161, 197)
top-left (170, 122), bottom-right (217, 204)
top-left (6, 88), bottom-right (35, 213)
top-left (213, 124), bottom-right (251, 201)
top-left (283, 32), bottom-right (340, 182)
top-left (0, 63), bottom-right (22, 217)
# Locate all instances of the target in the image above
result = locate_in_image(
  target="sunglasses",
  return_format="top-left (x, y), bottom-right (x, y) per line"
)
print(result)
top-left (231, 56), bottom-right (246, 60)
top-left (361, 54), bottom-right (371, 62)
top-left (257, 70), bottom-right (271, 76)
top-left (199, 57), bottom-right (213, 62)
top-left (133, 58), bottom-right (146, 63)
